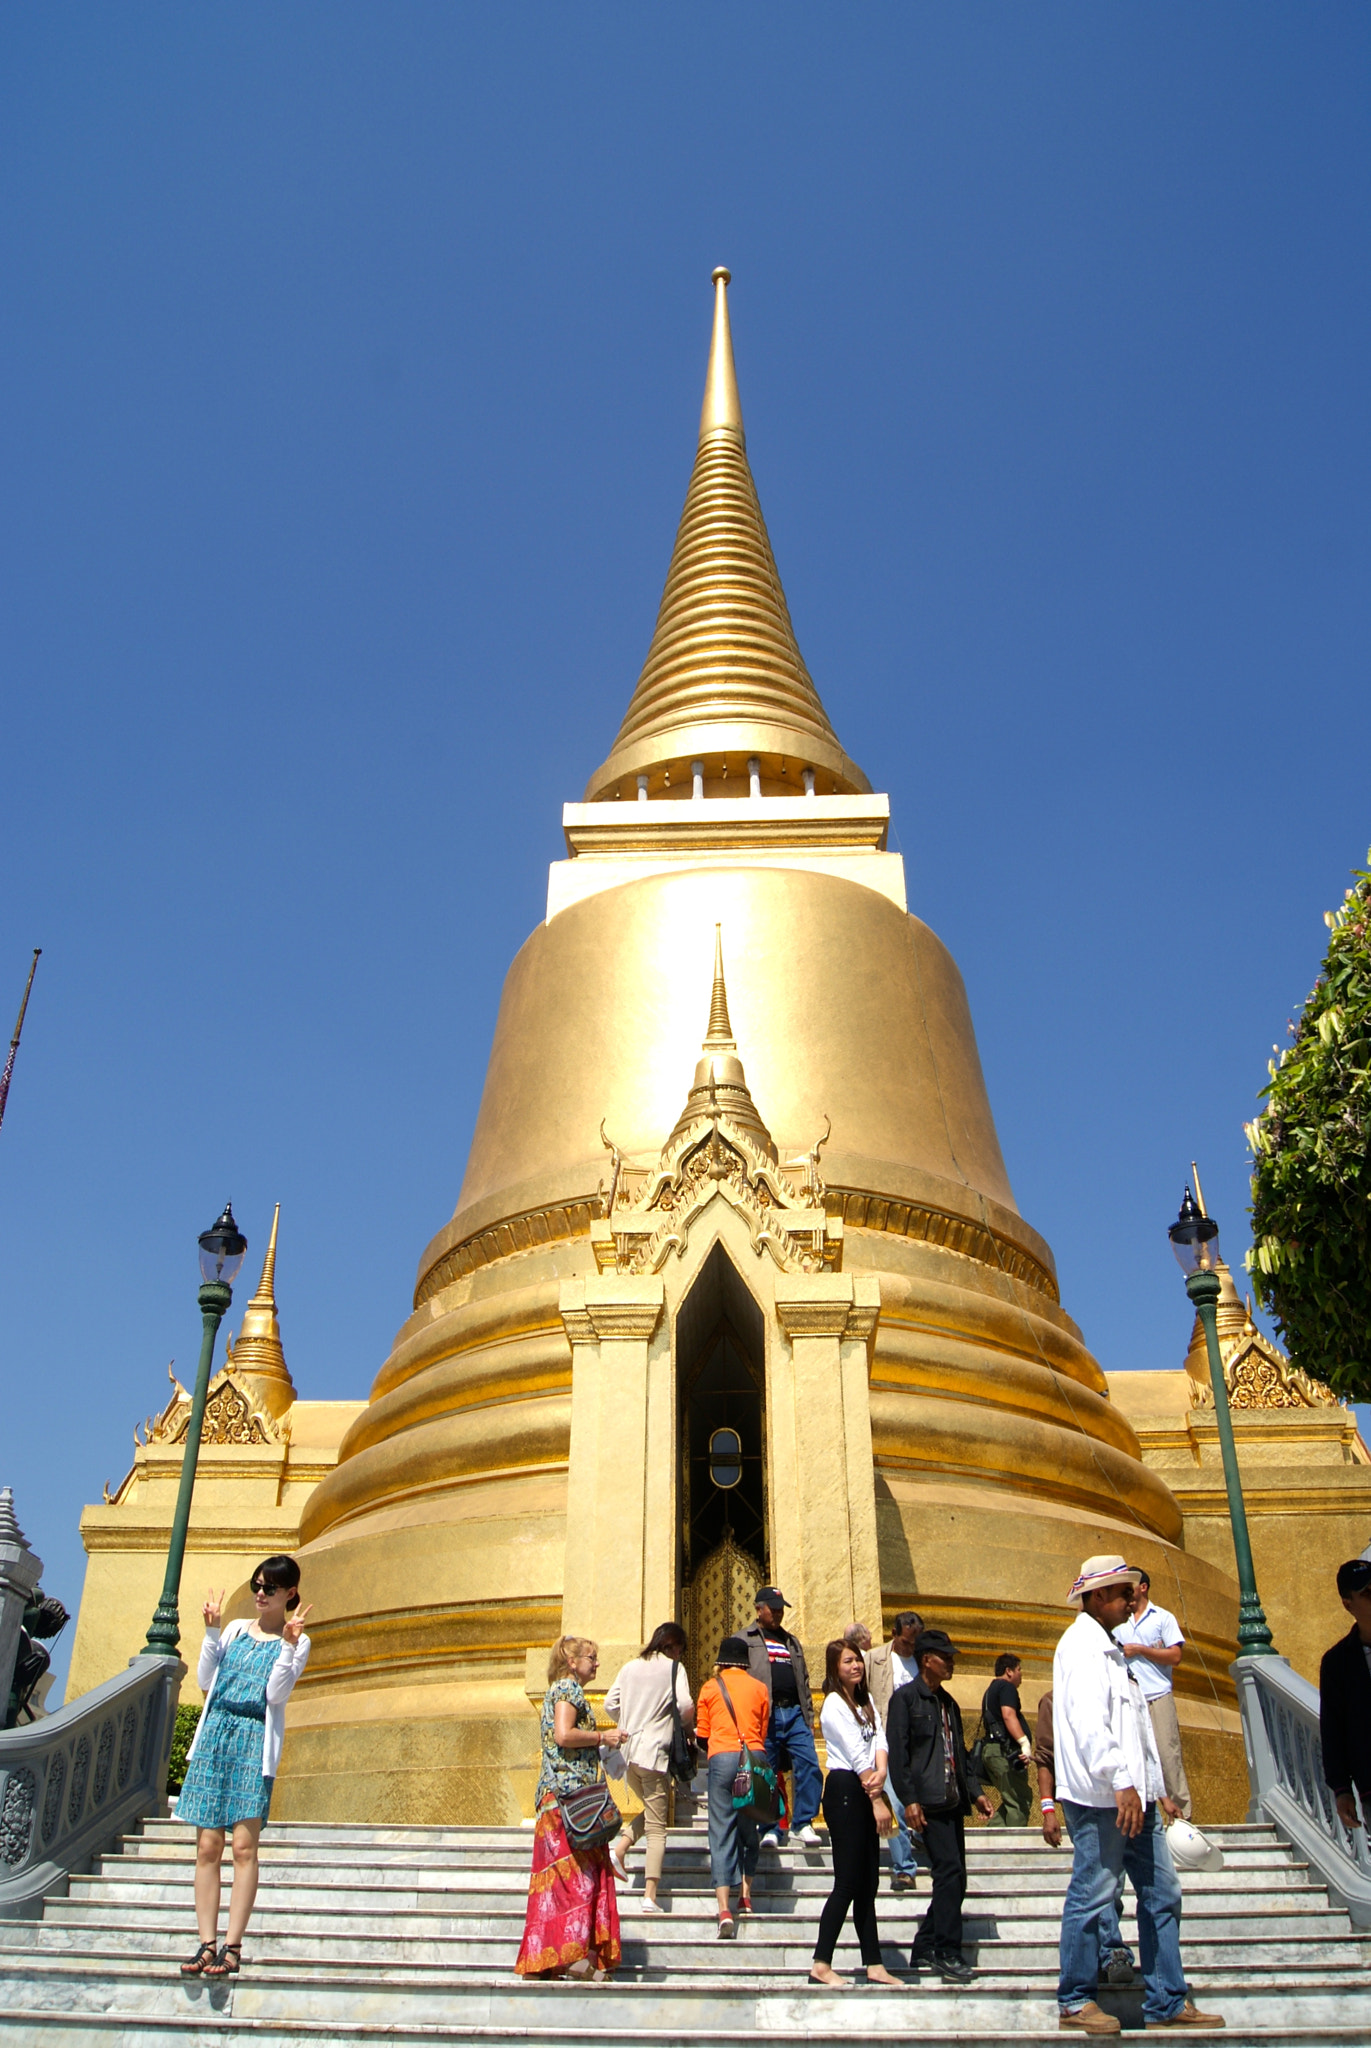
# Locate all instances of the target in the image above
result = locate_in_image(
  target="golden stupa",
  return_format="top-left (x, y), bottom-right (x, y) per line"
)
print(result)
top-left (271, 270), bottom-right (1247, 1821)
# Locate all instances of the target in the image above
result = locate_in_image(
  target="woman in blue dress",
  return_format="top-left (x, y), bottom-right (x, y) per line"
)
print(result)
top-left (177, 1554), bottom-right (312, 1979)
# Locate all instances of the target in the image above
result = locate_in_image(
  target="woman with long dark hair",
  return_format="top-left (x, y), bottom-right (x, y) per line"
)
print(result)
top-left (809, 1638), bottom-right (903, 1988)
top-left (604, 1623), bottom-right (695, 1912)
top-left (176, 1555), bottom-right (312, 1980)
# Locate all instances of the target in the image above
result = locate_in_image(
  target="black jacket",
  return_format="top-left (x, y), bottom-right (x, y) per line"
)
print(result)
top-left (741, 1622), bottom-right (814, 1728)
top-left (886, 1675), bottom-right (982, 1815)
top-left (1320, 1623), bottom-right (1371, 1799)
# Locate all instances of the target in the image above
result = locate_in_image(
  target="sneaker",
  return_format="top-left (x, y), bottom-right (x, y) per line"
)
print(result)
top-left (736, 1896), bottom-right (755, 1917)
top-left (1060, 2004), bottom-right (1122, 2036)
top-left (793, 1824), bottom-right (824, 1847)
top-left (929, 1953), bottom-right (974, 1984)
top-left (759, 1829), bottom-right (782, 1849)
top-left (890, 1872), bottom-right (918, 1892)
top-left (639, 1897), bottom-right (662, 1914)
top-left (1101, 1947), bottom-right (1136, 1986)
top-left (1144, 2007), bottom-right (1226, 2030)
top-left (717, 1911), bottom-right (736, 1940)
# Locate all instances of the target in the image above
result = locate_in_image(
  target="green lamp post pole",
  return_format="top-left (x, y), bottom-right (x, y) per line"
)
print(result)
top-left (1169, 1188), bottom-right (1276, 1656)
top-left (142, 1205), bottom-right (248, 1658)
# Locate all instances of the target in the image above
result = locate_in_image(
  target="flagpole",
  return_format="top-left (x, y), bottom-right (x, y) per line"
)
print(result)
top-left (0, 949), bottom-right (42, 1137)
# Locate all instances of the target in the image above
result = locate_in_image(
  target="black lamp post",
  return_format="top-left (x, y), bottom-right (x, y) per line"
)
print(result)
top-left (142, 1205), bottom-right (248, 1658)
top-left (1168, 1187), bottom-right (1276, 1656)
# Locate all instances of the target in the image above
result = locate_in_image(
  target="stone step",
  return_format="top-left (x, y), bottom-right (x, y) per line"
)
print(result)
top-left (2, 1953), bottom-right (1370, 2033)
top-left (61, 1868), bottom-right (1328, 1912)
top-left (7, 1920), bottom-right (1368, 1973)
top-left (23, 1890), bottom-right (1363, 1932)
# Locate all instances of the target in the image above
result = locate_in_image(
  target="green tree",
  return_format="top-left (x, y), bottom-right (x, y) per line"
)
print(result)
top-left (1247, 852), bottom-right (1371, 1400)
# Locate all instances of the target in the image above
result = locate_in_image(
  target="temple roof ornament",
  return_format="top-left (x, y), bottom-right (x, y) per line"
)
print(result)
top-left (592, 929), bottom-right (839, 1276)
top-left (1185, 1260), bottom-right (1340, 1412)
top-left (584, 268), bottom-right (870, 803)
top-left (222, 1204), bottom-right (296, 1420)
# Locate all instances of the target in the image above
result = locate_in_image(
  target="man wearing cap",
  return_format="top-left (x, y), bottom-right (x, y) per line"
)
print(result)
top-left (742, 1589), bottom-right (823, 1849)
top-left (1113, 1571), bottom-right (1192, 1820)
top-left (1053, 1555), bottom-right (1221, 2035)
top-left (1320, 1558), bottom-right (1371, 1834)
top-left (885, 1627), bottom-right (994, 1983)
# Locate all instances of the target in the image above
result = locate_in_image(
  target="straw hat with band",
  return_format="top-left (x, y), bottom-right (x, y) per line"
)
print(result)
top-left (1066, 1554), bottom-right (1144, 1608)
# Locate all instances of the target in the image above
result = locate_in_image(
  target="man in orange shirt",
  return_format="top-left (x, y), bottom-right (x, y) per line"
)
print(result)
top-left (695, 1636), bottom-right (772, 1938)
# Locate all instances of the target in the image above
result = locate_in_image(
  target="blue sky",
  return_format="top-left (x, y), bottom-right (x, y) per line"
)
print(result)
top-left (2, 6), bottom-right (1368, 1701)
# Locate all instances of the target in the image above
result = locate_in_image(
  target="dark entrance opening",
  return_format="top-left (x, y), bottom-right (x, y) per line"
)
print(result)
top-left (677, 1243), bottom-right (767, 1691)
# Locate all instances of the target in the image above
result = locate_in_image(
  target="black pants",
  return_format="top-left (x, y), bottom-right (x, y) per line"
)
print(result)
top-left (910, 1804), bottom-right (967, 1962)
top-left (814, 1770), bottom-right (883, 1967)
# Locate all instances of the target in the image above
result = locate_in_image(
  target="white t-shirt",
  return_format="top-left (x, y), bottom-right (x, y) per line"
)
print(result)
top-left (820, 1691), bottom-right (887, 1776)
top-left (1113, 1600), bottom-right (1184, 1702)
top-left (890, 1647), bottom-right (919, 1691)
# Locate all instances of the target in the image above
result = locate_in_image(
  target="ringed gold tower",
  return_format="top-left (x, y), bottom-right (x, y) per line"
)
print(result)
top-left (281, 270), bottom-right (1242, 1821)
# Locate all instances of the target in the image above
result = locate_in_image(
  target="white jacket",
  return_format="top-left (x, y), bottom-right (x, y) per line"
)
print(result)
top-left (1052, 1610), bottom-right (1164, 1808)
top-left (187, 1621), bottom-right (311, 1781)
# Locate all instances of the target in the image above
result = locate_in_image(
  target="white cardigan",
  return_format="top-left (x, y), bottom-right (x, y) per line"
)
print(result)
top-left (604, 1653), bottom-right (694, 1773)
top-left (187, 1620), bottom-right (311, 1781)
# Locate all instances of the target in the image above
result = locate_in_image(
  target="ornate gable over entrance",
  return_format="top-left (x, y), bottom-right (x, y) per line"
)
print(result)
top-left (591, 926), bottom-right (840, 1277)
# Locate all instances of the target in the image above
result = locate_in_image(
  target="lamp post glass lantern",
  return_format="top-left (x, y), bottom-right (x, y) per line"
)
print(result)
top-left (142, 1205), bottom-right (248, 1658)
top-left (1168, 1186), bottom-right (1276, 1656)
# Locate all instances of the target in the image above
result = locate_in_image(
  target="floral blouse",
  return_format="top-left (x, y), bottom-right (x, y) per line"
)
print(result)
top-left (536, 1675), bottom-right (601, 1805)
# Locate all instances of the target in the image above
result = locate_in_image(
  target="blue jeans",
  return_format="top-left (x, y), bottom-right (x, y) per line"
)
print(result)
top-left (706, 1752), bottom-right (761, 1888)
top-left (1061, 1806), bottom-right (1132, 1969)
top-left (765, 1702), bottom-right (823, 1833)
top-left (1059, 1801), bottom-right (1187, 2024)
top-left (885, 1770), bottom-right (916, 1874)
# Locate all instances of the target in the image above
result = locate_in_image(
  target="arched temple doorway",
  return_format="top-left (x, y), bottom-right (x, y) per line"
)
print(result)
top-left (677, 1242), bottom-right (768, 1695)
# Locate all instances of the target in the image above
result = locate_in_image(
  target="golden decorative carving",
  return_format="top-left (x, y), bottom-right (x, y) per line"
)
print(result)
top-left (415, 1198), bottom-right (596, 1305)
top-left (1192, 1333), bottom-right (1341, 1413)
top-left (595, 938), bottom-right (839, 1278)
top-left (152, 1366), bottom-right (282, 1448)
top-left (828, 1187), bottom-right (1058, 1300)
top-left (685, 1534), bottom-right (765, 1698)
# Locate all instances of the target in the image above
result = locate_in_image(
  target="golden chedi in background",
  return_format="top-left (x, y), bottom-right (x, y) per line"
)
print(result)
top-left (273, 271), bottom-right (1249, 1824)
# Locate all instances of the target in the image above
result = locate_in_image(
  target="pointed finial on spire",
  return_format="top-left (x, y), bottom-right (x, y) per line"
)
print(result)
top-left (699, 267), bottom-right (744, 444)
top-left (0, 1486), bottom-right (29, 1547)
top-left (249, 1203), bottom-right (280, 1310)
top-left (227, 1203), bottom-right (295, 1418)
top-left (704, 925), bottom-right (737, 1051)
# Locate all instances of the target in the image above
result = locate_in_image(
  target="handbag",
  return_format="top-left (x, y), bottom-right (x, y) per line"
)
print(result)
top-left (557, 1777), bottom-right (623, 1851)
top-left (667, 1660), bottom-right (696, 1784)
top-left (716, 1675), bottom-right (780, 1826)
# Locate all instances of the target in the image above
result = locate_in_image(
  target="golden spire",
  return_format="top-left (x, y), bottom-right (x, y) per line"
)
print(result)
top-left (225, 1203), bottom-right (295, 1419)
top-left (668, 929), bottom-right (776, 1159)
top-left (699, 266), bottom-right (743, 441)
top-left (584, 268), bottom-right (870, 802)
top-left (704, 924), bottom-right (736, 1049)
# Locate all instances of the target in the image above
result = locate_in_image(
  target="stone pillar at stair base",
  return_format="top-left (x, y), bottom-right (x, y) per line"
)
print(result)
top-left (558, 1275), bottom-right (668, 1671)
top-left (771, 1275), bottom-right (882, 1653)
top-left (0, 1488), bottom-right (42, 1712)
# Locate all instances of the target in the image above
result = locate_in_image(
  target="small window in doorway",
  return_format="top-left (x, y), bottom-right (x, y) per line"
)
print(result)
top-left (708, 1427), bottom-right (743, 1490)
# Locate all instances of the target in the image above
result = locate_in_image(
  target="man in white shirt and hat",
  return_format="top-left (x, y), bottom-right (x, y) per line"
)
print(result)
top-left (1053, 1554), bottom-right (1222, 2036)
top-left (1114, 1569), bottom-right (1192, 1820)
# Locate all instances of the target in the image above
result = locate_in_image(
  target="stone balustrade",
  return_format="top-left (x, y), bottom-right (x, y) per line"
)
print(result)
top-left (0, 1653), bottom-right (181, 1920)
top-left (1233, 1650), bottom-right (1371, 1927)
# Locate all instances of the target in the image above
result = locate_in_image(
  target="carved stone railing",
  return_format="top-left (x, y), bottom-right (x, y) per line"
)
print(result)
top-left (1232, 1652), bottom-right (1371, 1927)
top-left (0, 1654), bottom-right (181, 1919)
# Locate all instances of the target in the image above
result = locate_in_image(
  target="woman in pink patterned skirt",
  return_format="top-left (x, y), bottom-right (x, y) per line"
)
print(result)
top-left (515, 1636), bottom-right (625, 1980)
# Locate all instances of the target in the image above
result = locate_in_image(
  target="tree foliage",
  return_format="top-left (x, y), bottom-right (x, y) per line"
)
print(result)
top-left (1247, 853), bottom-right (1371, 1401)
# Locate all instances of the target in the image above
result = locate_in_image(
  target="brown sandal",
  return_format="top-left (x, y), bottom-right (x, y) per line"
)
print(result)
top-left (203, 1942), bottom-right (241, 1978)
top-left (180, 1941), bottom-right (217, 1977)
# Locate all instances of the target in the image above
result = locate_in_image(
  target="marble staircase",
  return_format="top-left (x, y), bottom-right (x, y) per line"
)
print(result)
top-left (0, 1816), bottom-right (1369, 2042)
